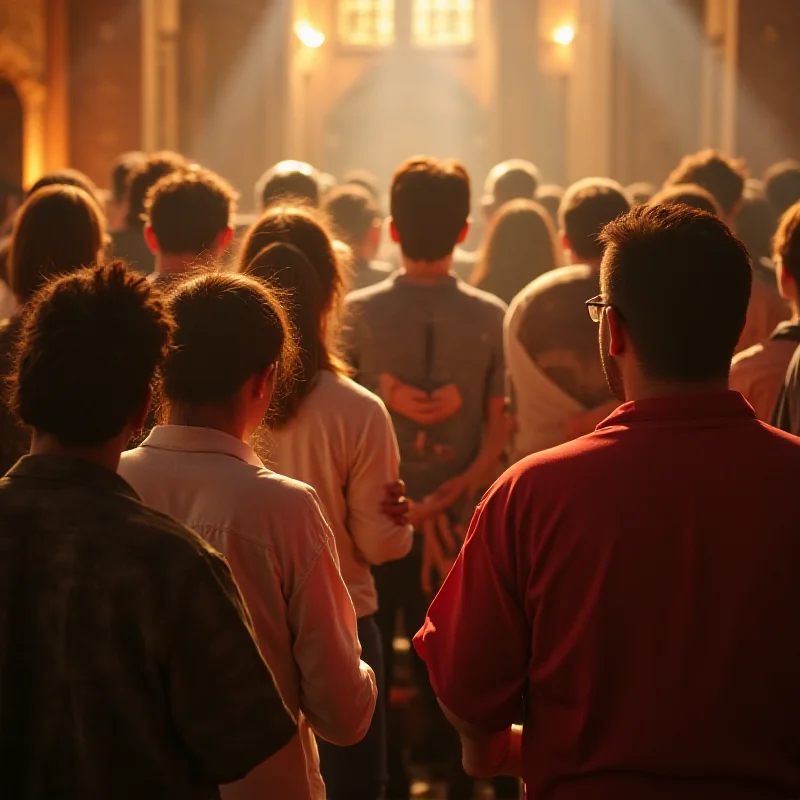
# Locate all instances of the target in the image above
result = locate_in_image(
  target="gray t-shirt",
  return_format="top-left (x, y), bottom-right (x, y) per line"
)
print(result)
top-left (342, 273), bottom-right (506, 500)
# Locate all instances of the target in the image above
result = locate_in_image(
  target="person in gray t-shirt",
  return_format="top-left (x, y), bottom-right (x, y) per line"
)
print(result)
top-left (340, 156), bottom-right (513, 800)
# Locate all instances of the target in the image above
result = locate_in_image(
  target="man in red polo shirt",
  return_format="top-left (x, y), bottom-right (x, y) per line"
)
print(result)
top-left (414, 203), bottom-right (800, 799)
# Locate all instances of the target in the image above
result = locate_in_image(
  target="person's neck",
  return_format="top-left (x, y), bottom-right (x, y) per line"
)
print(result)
top-left (166, 405), bottom-right (248, 442)
top-left (401, 255), bottom-right (453, 284)
top-left (623, 377), bottom-right (729, 403)
top-left (154, 252), bottom-right (202, 277)
top-left (29, 431), bottom-right (124, 473)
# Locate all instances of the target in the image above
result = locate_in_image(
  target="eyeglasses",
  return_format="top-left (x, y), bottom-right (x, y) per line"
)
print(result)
top-left (585, 295), bottom-right (611, 323)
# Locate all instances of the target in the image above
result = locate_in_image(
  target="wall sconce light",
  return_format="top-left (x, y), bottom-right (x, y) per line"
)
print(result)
top-left (295, 20), bottom-right (325, 49)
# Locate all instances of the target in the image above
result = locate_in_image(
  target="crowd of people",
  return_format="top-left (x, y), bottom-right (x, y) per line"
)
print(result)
top-left (1, 144), bottom-right (800, 800)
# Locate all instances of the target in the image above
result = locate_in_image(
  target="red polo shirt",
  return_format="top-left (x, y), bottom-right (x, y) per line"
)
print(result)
top-left (414, 392), bottom-right (800, 799)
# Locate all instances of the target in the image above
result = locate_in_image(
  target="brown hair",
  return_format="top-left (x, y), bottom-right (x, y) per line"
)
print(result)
top-left (144, 166), bottom-right (237, 255)
top-left (11, 261), bottom-right (172, 446)
top-left (239, 205), bottom-right (344, 315)
top-left (162, 272), bottom-right (298, 416)
top-left (600, 204), bottom-right (751, 383)
top-left (126, 151), bottom-right (188, 229)
top-left (323, 183), bottom-right (381, 247)
top-left (390, 157), bottom-right (470, 261)
top-left (666, 149), bottom-right (746, 217)
top-left (773, 200), bottom-right (800, 287)
top-left (243, 243), bottom-right (335, 427)
top-left (9, 184), bottom-right (106, 303)
top-left (559, 178), bottom-right (631, 262)
top-left (649, 183), bottom-right (721, 216)
top-left (471, 199), bottom-right (561, 304)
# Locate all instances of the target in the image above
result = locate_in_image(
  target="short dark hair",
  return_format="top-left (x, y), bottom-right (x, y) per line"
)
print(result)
top-left (483, 160), bottom-right (541, 208)
top-left (535, 184), bottom-right (564, 227)
top-left (162, 272), bottom-right (297, 410)
top-left (764, 160), bottom-right (800, 218)
top-left (111, 151), bottom-right (147, 203)
top-left (773, 200), bottom-right (800, 288)
top-left (9, 185), bottom-right (106, 303)
top-left (144, 166), bottom-right (237, 255)
top-left (239, 205), bottom-right (344, 313)
top-left (256, 161), bottom-right (321, 210)
top-left (11, 261), bottom-right (172, 446)
top-left (323, 184), bottom-right (381, 247)
top-left (649, 183), bottom-right (721, 216)
top-left (559, 178), bottom-right (631, 262)
top-left (600, 204), bottom-right (751, 383)
top-left (391, 157), bottom-right (470, 261)
top-left (126, 151), bottom-right (188, 229)
top-left (666, 150), bottom-right (746, 217)
top-left (342, 170), bottom-right (381, 204)
top-left (735, 187), bottom-right (775, 263)
top-left (27, 169), bottom-right (100, 205)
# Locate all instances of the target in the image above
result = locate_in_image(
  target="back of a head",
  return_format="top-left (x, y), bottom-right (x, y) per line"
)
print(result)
top-left (391, 156), bottom-right (471, 261)
top-left (144, 166), bottom-right (237, 256)
top-left (11, 261), bottom-right (172, 446)
top-left (559, 177), bottom-right (631, 262)
top-left (773, 200), bottom-right (800, 290)
top-left (9, 184), bottom-right (106, 303)
top-left (28, 169), bottom-right (100, 206)
top-left (244, 242), bottom-right (328, 427)
top-left (649, 183), bottom-right (722, 217)
top-left (764, 160), bottom-right (800, 219)
top-left (536, 184), bottom-right (564, 227)
top-left (342, 170), bottom-right (381, 204)
top-left (484, 159), bottom-right (541, 208)
top-left (162, 272), bottom-right (294, 409)
top-left (475, 199), bottom-right (560, 302)
top-left (111, 151), bottom-right (147, 204)
top-left (323, 184), bottom-right (381, 248)
top-left (600, 204), bottom-right (751, 383)
top-left (256, 160), bottom-right (321, 210)
top-left (666, 149), bottom-right (746, 217)
top-left (239, 205), bottom-right (342, 308)
top-left (734, 187), bottom-right (775, 263)
top-left (126, 151), bottom-right (188, 229)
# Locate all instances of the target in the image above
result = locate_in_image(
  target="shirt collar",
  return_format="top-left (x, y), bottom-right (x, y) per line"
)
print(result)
top-left (139, 425), bottom-right (264, 468)
top-left (7, 454), bottom-right (140, 500)
top-left (393, 272), bottom-right (459, 289)
top-left (597, 390), bottom-right (756, 431)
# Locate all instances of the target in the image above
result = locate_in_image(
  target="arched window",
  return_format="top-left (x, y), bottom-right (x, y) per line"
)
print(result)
top-left (413, 0), bottom-right (474, 47)
top-left (338, 0), bottom-right (396, 46)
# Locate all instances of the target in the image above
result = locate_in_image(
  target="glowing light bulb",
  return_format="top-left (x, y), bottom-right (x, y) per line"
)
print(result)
top-left (552, 24), bottom-right (575, 46)
top-left (295, 21), bottom-right (325, 49)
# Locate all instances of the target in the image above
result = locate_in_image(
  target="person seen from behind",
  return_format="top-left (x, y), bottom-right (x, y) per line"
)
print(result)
top-left (504, 177), bottom-right (630, 460)
top-left (731, 199), bottom-right (800, 420)
top-left (470, 198), bottom-right (562, 305)
top-left (119, 271), bottom-right (376, 800)
top-left (0, 184), bottom-right (107, 476)
top-left (341, 156), bottom-right (511, 800)
top-left (416, 203), bottom-right (800, 799)
top-left (241, 239), bottom-right (412, 800)
top-left (0, 262), bottom-right (296, 798)
top-left (143, 165), bottom-right (237, 289)
top-left (324, 184), bottom-right (394, 290)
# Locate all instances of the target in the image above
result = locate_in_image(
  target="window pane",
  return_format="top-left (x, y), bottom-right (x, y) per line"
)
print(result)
top-left (413, 0), bottom-right (474, 47)
top-left (338, 0), bottom-right (395, 46)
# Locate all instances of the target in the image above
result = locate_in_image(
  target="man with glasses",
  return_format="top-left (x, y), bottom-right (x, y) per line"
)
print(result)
top-left (415, 203), bottom-right (800, 799)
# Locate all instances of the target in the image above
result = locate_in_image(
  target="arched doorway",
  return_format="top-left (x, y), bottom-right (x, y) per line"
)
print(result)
top-left (0, 79), bottom-right (24, 188)
top-left (325, 54), bottom-right (489, 195)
